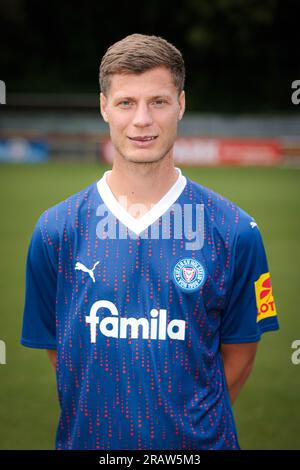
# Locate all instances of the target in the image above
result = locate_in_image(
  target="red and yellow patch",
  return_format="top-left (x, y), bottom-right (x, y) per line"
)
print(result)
top-left (255, 272), bottom-right (277, 322)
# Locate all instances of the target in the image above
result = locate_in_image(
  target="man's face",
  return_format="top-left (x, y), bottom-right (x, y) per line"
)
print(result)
top-left (100, 66), bottom-right (185, 164)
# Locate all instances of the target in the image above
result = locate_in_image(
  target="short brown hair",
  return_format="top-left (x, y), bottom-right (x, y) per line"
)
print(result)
top-left (99, 33), bottom-right (185, 96)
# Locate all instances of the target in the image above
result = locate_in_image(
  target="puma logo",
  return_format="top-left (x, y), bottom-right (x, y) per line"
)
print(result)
top-left (75, 261), bottom-right (99, 283)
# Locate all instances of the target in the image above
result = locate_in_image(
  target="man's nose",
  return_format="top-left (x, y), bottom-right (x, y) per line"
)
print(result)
top-left (132, 103), bottom-right (153, 127)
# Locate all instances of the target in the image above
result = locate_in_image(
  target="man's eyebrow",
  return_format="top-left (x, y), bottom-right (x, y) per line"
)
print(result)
top-left (150, 95), bottom-right (172, 101)
top-left (113, 96), bottom-right (134, 102)
top-left (113, 94), bottom-right (172, 102)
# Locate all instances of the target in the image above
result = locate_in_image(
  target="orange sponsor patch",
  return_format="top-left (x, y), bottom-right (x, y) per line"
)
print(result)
top-left (255, 272), bottom-right (277, 322)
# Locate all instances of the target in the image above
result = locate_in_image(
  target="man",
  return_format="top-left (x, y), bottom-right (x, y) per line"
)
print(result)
top-left (21, 34), bottom-right (279, 450)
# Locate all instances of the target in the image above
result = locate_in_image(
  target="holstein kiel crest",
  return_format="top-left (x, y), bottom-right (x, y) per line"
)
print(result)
top-left (173, 258), bottom-right (206, 292)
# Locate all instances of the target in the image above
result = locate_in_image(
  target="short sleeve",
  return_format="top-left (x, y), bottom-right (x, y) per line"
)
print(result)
top-left (220, 216), bottom-right (280, 344)
top-left (20, 214), bottom-right (57, 349)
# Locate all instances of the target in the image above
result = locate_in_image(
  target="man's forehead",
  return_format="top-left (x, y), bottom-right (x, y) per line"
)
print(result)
top-left (107, 67), bottom-right (177, 98)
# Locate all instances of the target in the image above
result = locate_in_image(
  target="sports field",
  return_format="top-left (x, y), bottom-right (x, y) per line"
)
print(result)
top-left (0, 162), bottom-right (299, 449)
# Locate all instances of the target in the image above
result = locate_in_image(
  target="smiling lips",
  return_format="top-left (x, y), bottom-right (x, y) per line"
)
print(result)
top-left (128, 136), bottom-right (158, 142)
top-left (128, 135), bottom-right (158, 148)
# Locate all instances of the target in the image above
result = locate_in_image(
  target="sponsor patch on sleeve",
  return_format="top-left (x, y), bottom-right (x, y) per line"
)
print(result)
top-left (254, 272), bottom-right (277, 322)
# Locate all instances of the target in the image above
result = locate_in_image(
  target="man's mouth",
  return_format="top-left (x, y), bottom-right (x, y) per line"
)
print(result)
top-left (128, 136), bottom-right (158, 142)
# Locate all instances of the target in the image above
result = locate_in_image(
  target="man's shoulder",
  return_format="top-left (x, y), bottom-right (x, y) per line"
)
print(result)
top-left (35, 180), bottom-right (99, 234)
top-left (187, 177), bottom-right (257, 234)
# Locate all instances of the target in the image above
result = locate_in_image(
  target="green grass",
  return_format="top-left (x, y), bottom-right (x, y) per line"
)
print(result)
top-left (0, 162), bottom-right (299, 449)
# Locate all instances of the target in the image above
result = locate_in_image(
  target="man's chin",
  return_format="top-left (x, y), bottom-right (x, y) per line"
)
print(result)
top-left (123, 151), bottom-right (168, 165)
top-left (125, 157), bottom-right (162, 164)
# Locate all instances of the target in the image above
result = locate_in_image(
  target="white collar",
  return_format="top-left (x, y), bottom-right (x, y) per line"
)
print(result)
top-left (96, 167), bottom-right (187, 235)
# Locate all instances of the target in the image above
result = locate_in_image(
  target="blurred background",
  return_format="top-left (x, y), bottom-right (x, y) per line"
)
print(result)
top-left (0, 0), bottom-right (299, 449)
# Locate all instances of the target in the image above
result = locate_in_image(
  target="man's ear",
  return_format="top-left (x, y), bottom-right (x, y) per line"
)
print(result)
top-left (178, 90), bottom-right (185, 121)
top-left (100, 92), bottom-right (109, 123)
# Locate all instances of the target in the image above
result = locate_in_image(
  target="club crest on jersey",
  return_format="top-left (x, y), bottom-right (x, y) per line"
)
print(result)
top-left (173, 258), bottom-right (206, 292)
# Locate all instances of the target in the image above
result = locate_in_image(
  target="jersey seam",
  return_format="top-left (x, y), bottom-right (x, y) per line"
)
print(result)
top-left (20, 337), bottom-right (57, 349)
top-left (220, 209), bottom-right (240, 316)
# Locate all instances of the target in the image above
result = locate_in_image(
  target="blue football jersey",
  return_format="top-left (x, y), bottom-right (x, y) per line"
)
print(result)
top-left (21, 168), bottom-right (279, 450)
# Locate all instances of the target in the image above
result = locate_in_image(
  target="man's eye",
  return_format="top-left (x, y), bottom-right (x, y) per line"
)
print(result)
top-left (153, 100), bottom-right (166, 106)
top-left (119, 101), bottom-right (131, 108)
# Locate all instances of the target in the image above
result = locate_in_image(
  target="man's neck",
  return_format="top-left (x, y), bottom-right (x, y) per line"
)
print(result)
top-left (106, 155), bottom-right (179, 216)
